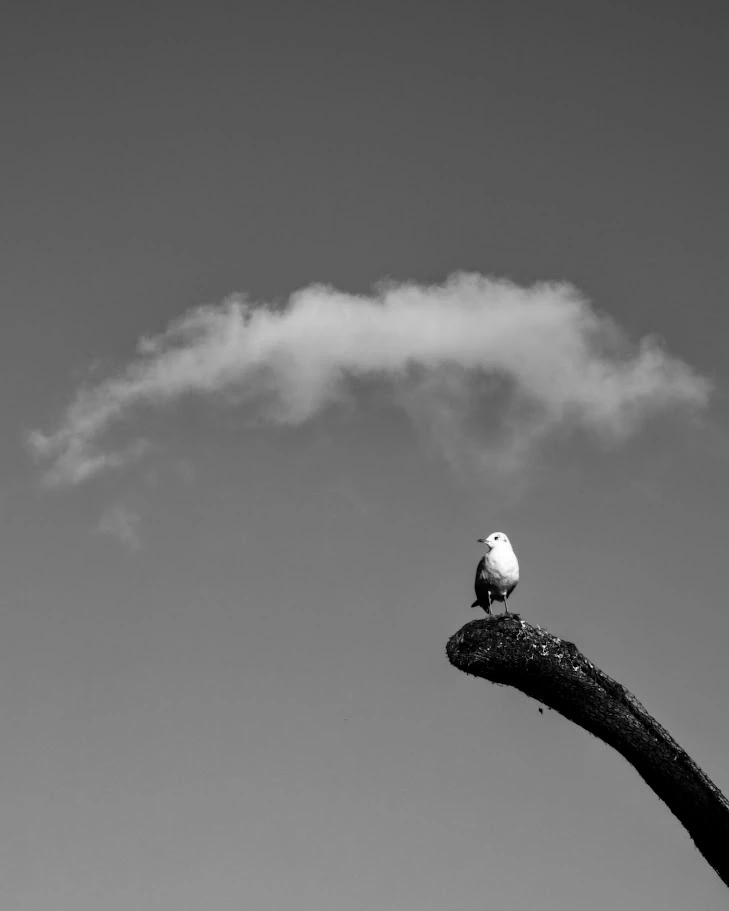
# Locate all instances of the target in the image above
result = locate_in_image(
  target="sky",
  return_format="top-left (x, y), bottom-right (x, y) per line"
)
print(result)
top-left (2, 1), bottom-right (729, 908)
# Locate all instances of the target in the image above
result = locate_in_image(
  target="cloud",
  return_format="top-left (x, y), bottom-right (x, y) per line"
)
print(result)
top-left (96, 504), bottom-right (141, 550)
top-left (27, 273), bottom-right (711, 486)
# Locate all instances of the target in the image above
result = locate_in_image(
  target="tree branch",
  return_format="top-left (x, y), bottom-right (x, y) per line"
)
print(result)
top-left (446, 614), bottom-right (729, 887)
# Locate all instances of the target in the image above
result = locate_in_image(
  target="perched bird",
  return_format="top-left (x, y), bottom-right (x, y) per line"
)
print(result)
top-left (472, 532), bottom-right (520, 615)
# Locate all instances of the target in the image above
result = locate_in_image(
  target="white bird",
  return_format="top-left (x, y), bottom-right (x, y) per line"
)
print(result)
top-left (471, 532), bottom-right (520, 615)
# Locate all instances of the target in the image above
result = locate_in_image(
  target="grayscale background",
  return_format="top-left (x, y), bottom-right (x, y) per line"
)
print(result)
top-left (2, 1), bottom-right (728, 908)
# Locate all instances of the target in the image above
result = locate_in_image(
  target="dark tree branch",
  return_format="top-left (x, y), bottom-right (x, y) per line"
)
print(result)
top-left (446, 614), bottom-right (729, 887)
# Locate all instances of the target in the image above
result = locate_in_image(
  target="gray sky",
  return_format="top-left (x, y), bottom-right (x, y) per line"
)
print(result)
top-left (3, 1), bottom-right (729, 908)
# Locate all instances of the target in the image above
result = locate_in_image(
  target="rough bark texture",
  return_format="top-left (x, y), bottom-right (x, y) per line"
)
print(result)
top-left (446, 613), bottom-right (729, 887)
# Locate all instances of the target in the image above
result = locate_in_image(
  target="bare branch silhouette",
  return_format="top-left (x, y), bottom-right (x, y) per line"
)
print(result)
top-left (446, 614), bottom-right (729, 887)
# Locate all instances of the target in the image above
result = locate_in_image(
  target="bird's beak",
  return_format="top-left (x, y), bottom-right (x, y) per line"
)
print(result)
top-left (477, 538), bottom-right (491, 552)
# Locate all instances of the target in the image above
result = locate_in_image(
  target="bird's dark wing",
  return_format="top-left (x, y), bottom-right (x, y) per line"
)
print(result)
top-left (474, 556), bottom-right (485, 587)
top-left (472, 556), bottom-right (488, 606)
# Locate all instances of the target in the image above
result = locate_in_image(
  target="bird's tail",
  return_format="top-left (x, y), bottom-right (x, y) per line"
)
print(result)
top-left (471, 600), bottom-right (479, 608)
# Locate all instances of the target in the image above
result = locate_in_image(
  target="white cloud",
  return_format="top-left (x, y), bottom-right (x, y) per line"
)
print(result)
top-left (96, 504), bottom-right (141, 550)
top-left (27, 273), bottom-right (711, 486)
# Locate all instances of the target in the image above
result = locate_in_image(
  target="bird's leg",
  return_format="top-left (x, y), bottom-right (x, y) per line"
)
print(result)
top-left (503, 593), bottom-right (509, 614)
top-left (486, 592), bottom-right (492, 615)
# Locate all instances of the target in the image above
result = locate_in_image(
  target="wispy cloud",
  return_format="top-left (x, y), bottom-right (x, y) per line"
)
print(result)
top-left (27, 273), bottom-right (711, 486)
top-left (96, 504), bottom-right (141, 550)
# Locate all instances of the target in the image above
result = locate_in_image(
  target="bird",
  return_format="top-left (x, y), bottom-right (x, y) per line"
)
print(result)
top-left (471, 532), bottom-right (520, 615)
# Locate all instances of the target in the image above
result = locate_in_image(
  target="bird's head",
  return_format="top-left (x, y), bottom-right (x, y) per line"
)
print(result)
top-left (477, 532), bottom-right (511, 553)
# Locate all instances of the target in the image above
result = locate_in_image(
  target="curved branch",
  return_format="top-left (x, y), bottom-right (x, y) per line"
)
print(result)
top-left (446, 614), bottom-right (729, 887)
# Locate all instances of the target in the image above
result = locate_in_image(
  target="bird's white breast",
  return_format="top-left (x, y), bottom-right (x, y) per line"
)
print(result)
top-left (484, 546), bottom-right (520, 592)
